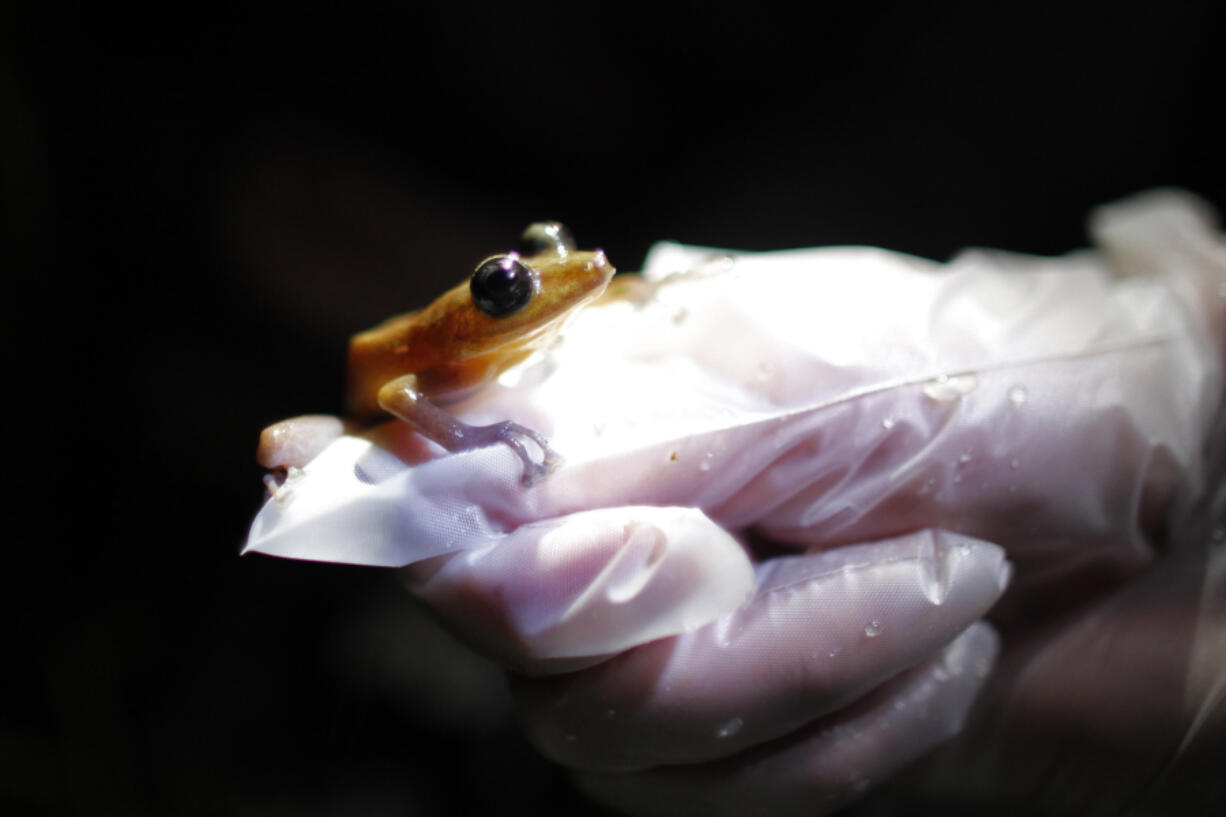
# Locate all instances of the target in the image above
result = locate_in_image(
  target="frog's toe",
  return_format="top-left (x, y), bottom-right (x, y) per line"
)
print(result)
top-left (519, 459), bottom-right (551, 487)
top-left (523, 448), bottom-right (564, 486)
top-left (482, 420), bottom-right (562, 486)
top-left (515, 434), bottom-right (563, 486)
top-left (541, 446), bottom-right (564, 470)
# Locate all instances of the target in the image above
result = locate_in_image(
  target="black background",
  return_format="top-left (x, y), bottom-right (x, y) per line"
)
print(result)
top-left (7, 3), bottom-right (1225, 815)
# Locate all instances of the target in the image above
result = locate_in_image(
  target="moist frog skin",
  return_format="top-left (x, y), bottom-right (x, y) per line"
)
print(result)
top-left (258, 222), bottom-right (616, 486)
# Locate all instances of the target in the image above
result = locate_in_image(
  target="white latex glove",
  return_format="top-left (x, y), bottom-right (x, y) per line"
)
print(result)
top-left (246, 190), bottom-right (1225, 815)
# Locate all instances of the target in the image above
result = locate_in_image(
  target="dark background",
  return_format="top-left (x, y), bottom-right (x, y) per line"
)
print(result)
top-left (6, 3), bottom-right (1225, 815)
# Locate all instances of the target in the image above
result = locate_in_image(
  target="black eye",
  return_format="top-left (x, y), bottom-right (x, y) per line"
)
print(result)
top-left (519, 221), bottom-right (576, 256)
top-left (471, 254), bottom-right (535, 317)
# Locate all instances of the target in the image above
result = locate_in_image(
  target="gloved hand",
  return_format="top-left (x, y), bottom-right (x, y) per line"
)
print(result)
top-left (247, 190), bottom-right (1225, 815)
top-left (874, 394), bottom-right (1225, 816)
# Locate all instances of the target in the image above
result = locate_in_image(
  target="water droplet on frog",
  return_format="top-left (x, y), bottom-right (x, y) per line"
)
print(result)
top-left (932, 665), bottom-right (951, 682)
top-left (828, 645), bottom-right (842, 658)
top-left (699, 452), bottom-right (715, 472)
top-left (881, 415), bottom-right (896, 430)
top-left (958, 542), bottom-right (972, 555)
top-left (1008, 385), bottom-right (1029, 407)
top-left (958, 448), bottom-right (973, 464)
top-left (864, 619), bottom-right (883, 638)
top-left (716, 717), bottom-right (744, 739)
top-left (923, 373), bottom-right (978, 402)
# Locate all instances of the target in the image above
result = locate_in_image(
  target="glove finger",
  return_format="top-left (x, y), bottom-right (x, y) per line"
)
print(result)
top-left (897, 526), bottom-right (1226, 813)
top-left (575, 622), bottom-right (999, 817)
top-left (403, 505), bottom-right (755, 675)
top-left (514, 530), bottom-right (1009, 769)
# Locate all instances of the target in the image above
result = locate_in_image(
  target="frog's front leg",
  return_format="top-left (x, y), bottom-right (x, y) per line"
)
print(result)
top-left (377, 374), bottom-right (562, 486)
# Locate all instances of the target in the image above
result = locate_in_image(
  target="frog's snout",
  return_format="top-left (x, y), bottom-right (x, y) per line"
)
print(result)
top-left (536, 246), bottom-right (615, 302)
top-left (587, 249), bottom-right (615, 281)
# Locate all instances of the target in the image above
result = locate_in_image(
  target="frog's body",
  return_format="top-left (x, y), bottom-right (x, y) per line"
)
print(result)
top-left (345, 231), bottom-right (614, 418)
top-left (259, 222), bottom-right (616, 486)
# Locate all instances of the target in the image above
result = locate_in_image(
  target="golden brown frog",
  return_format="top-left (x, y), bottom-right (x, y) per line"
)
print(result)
top-left (259, 222), bottom-right (616, 486)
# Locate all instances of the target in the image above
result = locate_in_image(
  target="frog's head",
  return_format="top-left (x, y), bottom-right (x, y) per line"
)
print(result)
top-left (345, 222), bottom-right (617, 415)
top-left (462, 221), bottom-right (615, 345)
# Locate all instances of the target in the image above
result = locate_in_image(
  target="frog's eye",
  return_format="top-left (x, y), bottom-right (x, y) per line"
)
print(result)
top-left (471, 254), bottom-right (535, 317)
top-left (519, 221), bottom-right (576, 257)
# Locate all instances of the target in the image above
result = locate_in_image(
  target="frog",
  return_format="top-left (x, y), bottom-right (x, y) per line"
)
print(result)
top-left (258, 222), bottom-right (616, 487)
